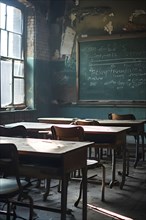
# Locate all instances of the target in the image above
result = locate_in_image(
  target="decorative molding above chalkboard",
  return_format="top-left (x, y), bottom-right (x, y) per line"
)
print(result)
top-left (76, 32), bottom-right (146, 106)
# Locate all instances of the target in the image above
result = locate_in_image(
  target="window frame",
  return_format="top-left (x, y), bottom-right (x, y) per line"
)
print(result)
top-left (0, 0), bottom-right (26, 111)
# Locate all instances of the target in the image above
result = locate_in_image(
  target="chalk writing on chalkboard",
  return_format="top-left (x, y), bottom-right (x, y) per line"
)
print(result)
top-left (77, 33), bottom-right (146, 106)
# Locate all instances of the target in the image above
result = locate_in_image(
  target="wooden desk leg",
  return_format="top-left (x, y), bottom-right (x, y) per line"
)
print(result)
top-left (109, 149), bottom-right (116, 188)
top-left (61, 175), bottom-right (68, 220)
top-left (141, 134), bottom-right (145, 161)
top-left (120, 144), bottom-right (126, 189)
top-left (134, 135), bottom-right (139, 168)
top-left (82, 166), bottom-right (87, 220)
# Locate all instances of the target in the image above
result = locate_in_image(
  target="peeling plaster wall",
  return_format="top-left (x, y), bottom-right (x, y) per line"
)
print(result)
top-left (67, 0), bottom-right (146, 36)
top-left (50, 0), bottom-right (146, 60)
top-left (49, 0), bottom-right (146, 119)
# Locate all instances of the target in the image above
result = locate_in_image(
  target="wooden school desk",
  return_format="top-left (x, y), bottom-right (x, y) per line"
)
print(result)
top-left (78, 125), bottom-right (130, 189)
top-left (5, 122), bottom-right (130, 189)
top-left (0, 136), bottom-right (93, 220)
top-left (47, 124), bottom-right (130, 189)
top-left (97, 119), bottom-right (146, 167)
top-left (37, 117), bottom-right (146, 168)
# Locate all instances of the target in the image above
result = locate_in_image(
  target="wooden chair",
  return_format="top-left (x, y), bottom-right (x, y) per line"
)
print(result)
top-left (108, 113), bottom-right (137, 140)
top-left (0, 125), bottom-right (54, 201)
top-left (108, 113), bottom-right (144, 163)
top-left (72, 119), bottom-right (114, 161)
top-left (108, 113), bottom-right (136, 120)
top-left (51, 125), bottom-right (105, 207)
top-left (0, 125), bottom-right (30, 175)
top-left (0, 143), bottom-right (33, 220)
top-left (0, 125), bottom-right (30, 168)
top-left (0, 125), bottom-right (27, 138)
top-left (72, 119), bottom-right (130, 186)
top-left (71, 119), bottom-right (101, 159)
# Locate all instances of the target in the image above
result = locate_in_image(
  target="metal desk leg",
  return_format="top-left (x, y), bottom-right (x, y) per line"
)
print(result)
top-left (82, 166), bottom-right (87, 220)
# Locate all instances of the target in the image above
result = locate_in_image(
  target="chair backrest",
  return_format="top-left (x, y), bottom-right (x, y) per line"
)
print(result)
top-left (108, 113), bottom-right (136, 120)
top-left (72, 119), bottom-right (100, 126)
top-left (51, 125), bottom-right (85, 141)
top-left (0, 125), bottom-right (27, 137)
top-left (0, 143), bottom-right (21, 186)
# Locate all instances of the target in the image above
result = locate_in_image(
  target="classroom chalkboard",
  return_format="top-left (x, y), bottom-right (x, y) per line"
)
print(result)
top-left (77, 33), bottom-right (146, 105)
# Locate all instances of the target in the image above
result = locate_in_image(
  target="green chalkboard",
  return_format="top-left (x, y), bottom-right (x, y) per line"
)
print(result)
top-left (77, 33), bottom-right (146, 105)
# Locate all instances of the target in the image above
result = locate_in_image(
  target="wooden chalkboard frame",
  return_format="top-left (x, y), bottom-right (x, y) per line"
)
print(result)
top-left (76, 33), bottom-right (146, 107)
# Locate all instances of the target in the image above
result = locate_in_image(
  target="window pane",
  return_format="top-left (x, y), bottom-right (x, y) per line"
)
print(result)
top-left (9, 33), bottom-right (22, 58)
top-left (1, 60), bottom-right (12, 107)
top-left (0, 3), bottom-right (6, 29)
top-left (0, 3), bottom-right (25, 109)
top-left (0, 30), bottom-right (7, 56)
top-left (14, 78), bottom-right (24, 104)
top-left (7, 6), bottom-right (22, 34)
top-left (14, 61), bottom-right (24, 77)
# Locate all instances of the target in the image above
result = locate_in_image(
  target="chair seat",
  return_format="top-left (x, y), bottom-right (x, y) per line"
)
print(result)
top-left (0, 179), bottom-right (27, 196)
top-left (0, 143), bottom-right (33, 220)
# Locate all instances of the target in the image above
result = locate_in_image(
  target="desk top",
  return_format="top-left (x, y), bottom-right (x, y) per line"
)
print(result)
top-left (38, 117), bottom-right (74, 124)
top-left (4, 122), bottom-right (130, 134)
top-left (37, 117), bottom-right (146, 125)
top-left (43, 124), bottom-right (130, 134)
top-left (81, 125), bottom-right (130, 134)
top-left (97, 119), bottom-right (146, 125)
top-left (5, 122), bottom-right (52, 131)
top-left (0, 136), bottom-right (93, 156)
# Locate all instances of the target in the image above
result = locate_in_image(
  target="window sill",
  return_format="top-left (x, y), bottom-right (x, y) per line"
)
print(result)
top-left (0, 108), bottom-right (36, 113)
